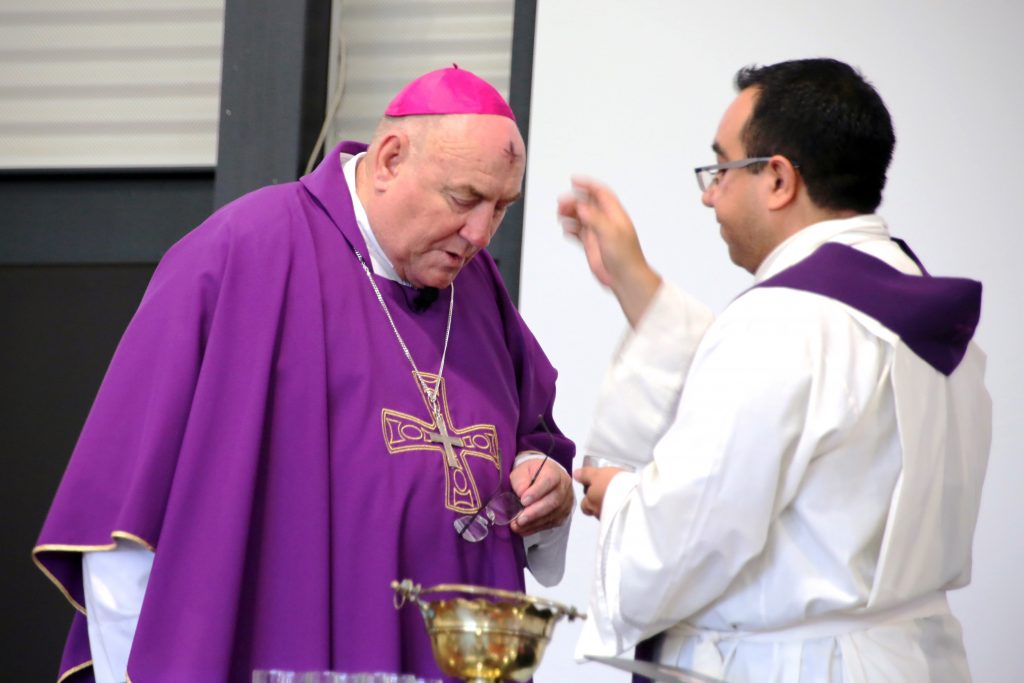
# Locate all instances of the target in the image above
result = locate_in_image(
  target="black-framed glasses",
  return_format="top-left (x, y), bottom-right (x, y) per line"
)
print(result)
top-left (454, 416), bottom-right (554, 543)
top-left (694, 157), bottom-right (773, 192)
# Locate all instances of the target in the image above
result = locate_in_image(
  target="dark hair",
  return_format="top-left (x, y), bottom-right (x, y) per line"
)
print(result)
top-left (735, 58), bottom-right (895, 214)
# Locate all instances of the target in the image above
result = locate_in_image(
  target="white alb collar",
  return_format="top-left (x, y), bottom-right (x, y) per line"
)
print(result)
top-left (754, 214), bottom-right (893, 283)
top-left (341, 152), bottom-right (409, 285)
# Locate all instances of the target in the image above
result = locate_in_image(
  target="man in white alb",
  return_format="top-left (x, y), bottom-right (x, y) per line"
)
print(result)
top-left (561, 58), bottom-right (991, 682)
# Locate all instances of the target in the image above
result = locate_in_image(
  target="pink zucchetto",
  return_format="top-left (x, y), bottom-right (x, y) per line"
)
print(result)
top-left (384, 65), bottom-right (516, 121)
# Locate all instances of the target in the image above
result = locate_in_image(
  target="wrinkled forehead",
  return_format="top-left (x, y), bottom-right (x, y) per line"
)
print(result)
top-left (427, 114), bottom-right (523, 152)
top-left (421, 114), bottom-right (526, 178)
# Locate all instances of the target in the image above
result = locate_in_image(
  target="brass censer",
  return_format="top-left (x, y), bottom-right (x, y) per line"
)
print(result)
top-left (391, 579), bottom-right (583, 683)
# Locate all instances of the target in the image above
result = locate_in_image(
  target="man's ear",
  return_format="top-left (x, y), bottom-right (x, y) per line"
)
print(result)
top-left (370, 131), bottom-right (409, 190)
top-left (764, 155), bottom-right (800, 211)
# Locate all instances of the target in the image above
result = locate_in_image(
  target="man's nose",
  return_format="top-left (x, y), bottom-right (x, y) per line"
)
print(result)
top-left (460, 206), bottom-right (495, 249)
top-left (701, 183), bottom-right (716, 208)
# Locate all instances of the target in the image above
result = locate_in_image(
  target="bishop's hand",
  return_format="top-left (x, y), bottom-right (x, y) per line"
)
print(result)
top-left (509, 458), bottom-right (575, 536)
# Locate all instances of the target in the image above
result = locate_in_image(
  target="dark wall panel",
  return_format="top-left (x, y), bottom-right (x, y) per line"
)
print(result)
top-left (0, 170), bottom-right (214, 264)
top-left (0, 265), bottom-right (155, 681)
top-left (487, 0), bottom-right (537, 304)
top-left (214, 0), bottom-right (332, 207)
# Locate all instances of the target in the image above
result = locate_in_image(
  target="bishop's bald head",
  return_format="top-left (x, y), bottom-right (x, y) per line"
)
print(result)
top-left (358, 66), bottom-right (526, 290)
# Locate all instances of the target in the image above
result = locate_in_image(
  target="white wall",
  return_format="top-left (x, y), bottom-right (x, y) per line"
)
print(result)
top-left (520, 2), bottom-right (1024, 682)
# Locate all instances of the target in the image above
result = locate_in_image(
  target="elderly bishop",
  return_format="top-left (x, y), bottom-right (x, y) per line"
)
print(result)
top-left (35, 67), bottom-right (576, 683)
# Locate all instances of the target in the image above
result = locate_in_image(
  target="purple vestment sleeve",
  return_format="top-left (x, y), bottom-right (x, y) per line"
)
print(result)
top-left (34, 141), bottom-right (574, 683)
top-left (479, 253), bottom-right (575, 461)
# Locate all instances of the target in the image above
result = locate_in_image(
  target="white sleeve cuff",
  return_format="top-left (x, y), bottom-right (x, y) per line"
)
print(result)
top-left (82, 539), bottom-right (154, 683)
top-left (524, 516), bottom-right (572, 586)
top-left (575, 470), bottom-right (642, 659)
top-left (514, 450), bottom-right (572, 586)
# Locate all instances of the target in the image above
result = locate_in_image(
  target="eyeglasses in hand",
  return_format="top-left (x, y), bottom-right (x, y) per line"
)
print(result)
top-left (453, 416), bottom-right (554, 543)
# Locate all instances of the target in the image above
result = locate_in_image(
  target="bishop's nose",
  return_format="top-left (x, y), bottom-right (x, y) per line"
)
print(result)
top-left (460, 207), bottom-right (494, 249)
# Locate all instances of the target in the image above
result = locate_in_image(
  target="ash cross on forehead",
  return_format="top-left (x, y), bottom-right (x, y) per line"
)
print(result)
top-left (504, 140), bottom-right (521, 166)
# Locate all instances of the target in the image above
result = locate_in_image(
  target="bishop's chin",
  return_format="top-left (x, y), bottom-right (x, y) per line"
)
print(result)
top-left (424, 261), bottom-right (471, 289)
top-left (417, 270), bottom-right (459, 290)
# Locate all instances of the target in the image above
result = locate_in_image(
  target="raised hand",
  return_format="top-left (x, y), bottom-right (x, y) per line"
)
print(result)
top-left (558, 177), bottom-right (663, 326)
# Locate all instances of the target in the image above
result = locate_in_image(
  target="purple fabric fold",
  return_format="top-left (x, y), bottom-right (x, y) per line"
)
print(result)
top-left (757, 241), bottom-right (981, 375)
top-left (35, 141), bottom-right (573, 683)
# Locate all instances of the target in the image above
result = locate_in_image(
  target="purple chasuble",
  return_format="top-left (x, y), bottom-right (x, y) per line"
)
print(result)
top-left (755, 242), bottom-right (981, 375)
top-left (34, 141), bottom-right (574, 682)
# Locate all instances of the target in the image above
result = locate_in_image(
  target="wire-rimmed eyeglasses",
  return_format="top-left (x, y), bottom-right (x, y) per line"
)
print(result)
top-left (693, 157), bottom-right (773, 192)
top-left (454, 417), bottom-right (554, 543)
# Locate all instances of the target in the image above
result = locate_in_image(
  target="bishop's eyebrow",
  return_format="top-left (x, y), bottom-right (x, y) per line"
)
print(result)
top-left (448, 184), bottom-right (485, 199)
top-left (448, 184), bottom-right (522, 206)
top-left (712, 141), bottom-right (726, 158)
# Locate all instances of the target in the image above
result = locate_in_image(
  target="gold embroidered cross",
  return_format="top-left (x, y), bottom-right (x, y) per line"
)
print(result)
top-left (381, 372), bottom-right (501, 513)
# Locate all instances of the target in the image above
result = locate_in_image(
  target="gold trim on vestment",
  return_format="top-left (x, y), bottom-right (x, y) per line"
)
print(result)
top-left (381, 372), bottom-right (502, 514)
top-left (111, 530), bottom-right (156, 552)
top-left (57, 659), bottom-right (91, 683)
top-left (32, 530), bottom-right (157, 615)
